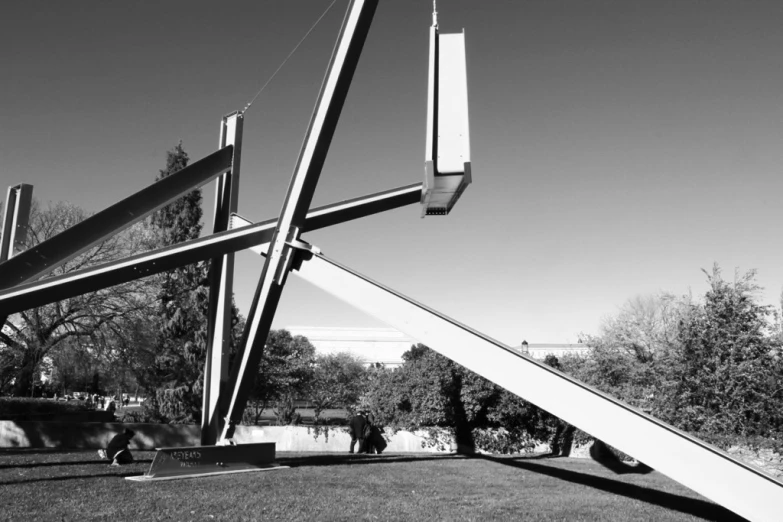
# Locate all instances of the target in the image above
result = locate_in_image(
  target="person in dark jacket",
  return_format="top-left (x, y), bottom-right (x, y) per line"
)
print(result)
top-left (368, 423), bottom-right (387, 454)
top-left (99, 428), bottom-right (135, 466)
top-left (348, 410), bottom-right (368, 454)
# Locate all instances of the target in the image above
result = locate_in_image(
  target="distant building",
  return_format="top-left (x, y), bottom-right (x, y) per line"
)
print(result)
top-left (285, 326), bottom-right (415, 368)
top-left (285, 326), bottom-right (589, 366)
top-left (515, 341), bottom-right (589, 360)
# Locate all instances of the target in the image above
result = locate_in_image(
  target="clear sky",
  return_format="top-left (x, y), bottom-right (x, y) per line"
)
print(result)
top-left (2, 1), bottom-right (783, 345)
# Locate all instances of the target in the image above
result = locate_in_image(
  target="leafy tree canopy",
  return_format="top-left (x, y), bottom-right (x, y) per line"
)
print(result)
top-left (306, 352), bottom-right (367, 423)
top-left (576, 265), bottom-right (783, 451)
top-left (244, 329), bottom-right (316, 425)
top-left (363, 344), bottom-right (558, 454)
top-left (0, 200), bottom-right (156, 397)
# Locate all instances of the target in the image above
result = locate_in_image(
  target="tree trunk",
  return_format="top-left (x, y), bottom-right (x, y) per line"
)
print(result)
top-left (12, 353), bottom-right (38, 397)
top-left (450, 374), bottom-right (475, 455)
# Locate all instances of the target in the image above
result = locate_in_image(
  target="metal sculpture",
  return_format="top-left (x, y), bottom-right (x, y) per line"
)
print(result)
top-left (1, 1), bottom-right (781, 520)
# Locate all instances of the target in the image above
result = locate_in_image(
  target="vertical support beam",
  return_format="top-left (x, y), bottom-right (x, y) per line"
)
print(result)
top-left (0, 183), bottom-right (32, 336)
top-left (1, 184), bottom-right (33, 262)
top-left (201, 112), bottom-right (243, 445)
top-left (1, 186), bottom-right (18, 262)
top-left (219, 0), bottom-right (378, 441)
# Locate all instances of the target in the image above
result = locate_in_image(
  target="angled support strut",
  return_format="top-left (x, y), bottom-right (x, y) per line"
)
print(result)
top-left (291, 251), bottom-right (783, 522)
top-left (0, 147), bottom-right (234, 290)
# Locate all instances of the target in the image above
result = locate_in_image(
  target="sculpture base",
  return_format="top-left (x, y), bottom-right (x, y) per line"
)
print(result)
top-left (126, 442), bottom-right (280, 481)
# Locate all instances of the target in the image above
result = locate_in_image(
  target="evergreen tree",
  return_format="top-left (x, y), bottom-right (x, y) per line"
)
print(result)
top-left (142, 142), bottom-right (238, 424)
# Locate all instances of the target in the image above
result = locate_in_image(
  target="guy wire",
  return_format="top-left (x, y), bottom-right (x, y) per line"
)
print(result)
top-left (242, 0), bottom-right (340, 115)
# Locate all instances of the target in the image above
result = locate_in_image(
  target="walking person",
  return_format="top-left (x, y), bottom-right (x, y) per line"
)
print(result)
top-left (368, 417), bottom-right (387, 455)
top-left (348, 409), bottom-right (368, 454)
top-left (364, 410), bottom-right (376, 454)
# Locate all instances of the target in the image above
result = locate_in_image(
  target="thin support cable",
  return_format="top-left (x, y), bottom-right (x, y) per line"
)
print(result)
top-left (242, 0), bottom-right (340, 115)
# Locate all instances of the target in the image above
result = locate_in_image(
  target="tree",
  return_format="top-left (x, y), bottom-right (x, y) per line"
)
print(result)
top-left (363, 344), bottom-right (556, 454)
top-left (595, 293), bottom-right (685, 363)
top-left (47, 340), bottom-right (101, 395)
top-left (664, 266), bottom-right (783, 446)
top-left (572, 291), bottom-right (696, 417)
top-left (306, 352), bottom-right (367, 424)
top-left (141, 142), bottom-right (213, 423)
top-left (0, 200), bottom-right (156, 396)
top-left (244, 330), bottom-right (315, 425)
top-left (575, 266), bottom-right (783, 452)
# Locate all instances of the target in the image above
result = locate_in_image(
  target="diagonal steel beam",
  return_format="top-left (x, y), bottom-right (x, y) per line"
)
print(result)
top-left (291, 250), bottom-right (783, 522)
top-left (220, 0), bottom-right (379, 441)
top-left (0, 146), bottom-right (234, 290)
top-left (0, 183), bottom-right (422, 316)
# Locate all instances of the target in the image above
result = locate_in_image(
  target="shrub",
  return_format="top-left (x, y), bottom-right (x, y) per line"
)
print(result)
top-left (273, 395), bottom-right (301, 425)
top-left (0, 397), bottom-right (89, 418)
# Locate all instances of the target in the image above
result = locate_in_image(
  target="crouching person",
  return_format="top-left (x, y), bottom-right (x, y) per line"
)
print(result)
top-left (98, 428), bottom-right (135, 466)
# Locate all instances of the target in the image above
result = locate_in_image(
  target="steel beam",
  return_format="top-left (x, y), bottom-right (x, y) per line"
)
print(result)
top-left (291, 251), bottom-right (783, 522)
top-left (420, 25), bottom-right (438, 215)
top-left (421, 26), bottom-right (471, 216)
top-left (0, 183), bottom-right (422, 316)
top-left (202, 112), bottom-right (244, 445)
top-left (219, 0), bottom-right (379, 441)
top-left (230, 182), bottom-right (422, 255)
top-left (0, 147), bottom-right (233, 290)
top-left (0, 183), bottom-right (33, 335)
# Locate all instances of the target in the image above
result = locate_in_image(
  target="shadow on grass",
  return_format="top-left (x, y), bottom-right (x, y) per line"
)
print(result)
top-left (0, 448), bottom-right (73, 455)
top-left (278, 453), bottom-right (746, 521)
top-left (0, 458), bottom-right (153, 470)
top-left (0, 470), bottom-right (142, 486)
top-left (479, 455), bottom-right (748, 522)
top-left (277, 453), bottom-right (464, 469)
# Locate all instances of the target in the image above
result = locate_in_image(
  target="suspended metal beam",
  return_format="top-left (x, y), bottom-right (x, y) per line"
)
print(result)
top-left (291, 250), bottom-right (783, 522)
top-left (0, 146), bottom-right (234, 290)
top-left (219, 0), bottom-right (379, 441)
top-left (0, 183), bottom-right (421, 316)
top-left (421, 25), bottom-right (471, 217)
top-left (203, 112), bottom-right (244, 445)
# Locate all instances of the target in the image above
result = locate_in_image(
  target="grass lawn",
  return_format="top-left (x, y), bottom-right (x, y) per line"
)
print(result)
top-left (0, 450), bottom-right (746, 521)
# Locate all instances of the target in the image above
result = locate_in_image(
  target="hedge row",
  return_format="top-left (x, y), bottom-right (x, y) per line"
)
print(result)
top-left (0, 398), bottom-right (90, 418)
